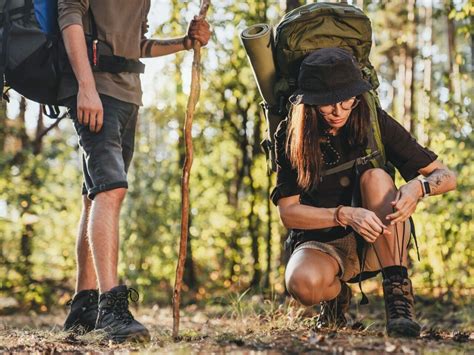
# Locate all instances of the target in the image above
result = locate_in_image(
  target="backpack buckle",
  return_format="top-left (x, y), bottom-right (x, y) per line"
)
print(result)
top-left (356, 150), bottom-right (380, 165)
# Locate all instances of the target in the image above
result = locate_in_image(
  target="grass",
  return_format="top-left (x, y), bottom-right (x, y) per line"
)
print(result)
top-left (0, 290), bottom-right (472, 353)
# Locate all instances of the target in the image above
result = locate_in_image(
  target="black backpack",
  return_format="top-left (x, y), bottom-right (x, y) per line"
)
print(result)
top-left (1, 0), bottom-right (63, 115)
top-left (0, 0), bottom-right (145, 117)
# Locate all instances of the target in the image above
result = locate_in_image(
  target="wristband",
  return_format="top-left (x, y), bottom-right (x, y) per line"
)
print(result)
top-left (334, 205), bottom-right (347, 229)
top-left (418, 178), bottom-right (431, 198)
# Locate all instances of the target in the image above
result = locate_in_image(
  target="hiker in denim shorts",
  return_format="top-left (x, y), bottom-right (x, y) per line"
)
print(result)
top-left (58, 0), bottom-right (211, 342)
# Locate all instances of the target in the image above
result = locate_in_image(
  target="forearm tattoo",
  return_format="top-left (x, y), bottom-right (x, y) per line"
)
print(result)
top-left (140, 38), bottom-right (184, 57)
top-left (426, 168), bottom-right (454, 195)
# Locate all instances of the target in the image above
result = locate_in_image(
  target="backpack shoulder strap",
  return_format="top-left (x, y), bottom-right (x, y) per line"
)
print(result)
top-left (363, 91), bottom-right (386, 168)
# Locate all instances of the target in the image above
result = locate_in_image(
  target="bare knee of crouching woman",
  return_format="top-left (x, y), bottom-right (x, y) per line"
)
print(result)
top-left (285, 248), bottom-right (341, 306)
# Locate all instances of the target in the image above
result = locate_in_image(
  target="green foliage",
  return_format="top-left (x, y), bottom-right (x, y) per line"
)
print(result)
top-left (0, 0), bottom-right (472, 310)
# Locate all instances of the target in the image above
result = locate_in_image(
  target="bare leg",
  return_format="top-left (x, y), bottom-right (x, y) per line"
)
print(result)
top-left (88, 188), bottom-right (127, 293)
top-left (285, 249), bottom-right (341, 306)
top-left (360, 169), bottom-right (411, 267)
top-left (75, 196), bottom-right (97, 292)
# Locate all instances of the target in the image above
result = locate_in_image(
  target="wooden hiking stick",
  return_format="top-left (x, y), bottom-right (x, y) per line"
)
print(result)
top-left (172, 0), bottom-right (211, 339)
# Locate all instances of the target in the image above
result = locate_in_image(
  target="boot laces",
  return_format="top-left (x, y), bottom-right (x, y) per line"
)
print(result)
top-left (318, 285), bottom-right (349, 327)
top-left (65, 291), bottom-right (97, 310)
top-left (104, 288), bottom-right (139, 324)
top-left (386, 278), bottom-right (412, 319)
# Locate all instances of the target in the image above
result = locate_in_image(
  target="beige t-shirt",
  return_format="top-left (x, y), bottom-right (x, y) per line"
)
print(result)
top-left (57, 0), bottom-right (151, 106)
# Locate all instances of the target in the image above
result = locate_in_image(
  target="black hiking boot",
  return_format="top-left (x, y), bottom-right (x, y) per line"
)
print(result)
top-left (95, 285), bottom-right (150, 343)
top-left (316, 281), bottom-right (352, 329)
top-left (383, 274), bottom-right (421, 337)
top-left (63, 289), bottom-right (99, 333)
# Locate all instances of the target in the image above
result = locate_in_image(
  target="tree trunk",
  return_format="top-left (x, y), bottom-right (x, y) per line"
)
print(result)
top-left (355, 0), bottom-right (365, 11)
top-left (249, 176), bottom-right (261, 288)
top-left (263, 172), bottom-right (272, 290)
top-left (0, 100), bottom-right (6, 151)
top-left (446, 0), bottom-right (460, 102)
top-left (33, 110), bottom-right (45, 155)
top-left (405, 0), bottom-right (417, 135)
top-left (228, 106), bottom-right (249, 283)
top-left (418, 1), bottom-right (432, 146)
top-left (18, 98), bottom-right (28, 150)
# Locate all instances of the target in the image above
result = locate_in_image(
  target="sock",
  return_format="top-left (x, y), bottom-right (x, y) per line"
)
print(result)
top-left (382, 265), bottom-right (408, 279)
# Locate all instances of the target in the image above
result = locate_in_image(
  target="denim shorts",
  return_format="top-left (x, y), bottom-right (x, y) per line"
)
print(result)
top-left (64, 94), bottom-right (139, 199)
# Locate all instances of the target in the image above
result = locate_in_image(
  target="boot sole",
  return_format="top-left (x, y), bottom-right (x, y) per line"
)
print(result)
top-left (387, 321), bottom-right (421, 338)
top-left (111, 330), bottom-right (151, 343)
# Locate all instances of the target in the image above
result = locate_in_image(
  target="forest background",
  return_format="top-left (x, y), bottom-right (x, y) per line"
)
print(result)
top-left (0, 0), bottom-right (472, 313)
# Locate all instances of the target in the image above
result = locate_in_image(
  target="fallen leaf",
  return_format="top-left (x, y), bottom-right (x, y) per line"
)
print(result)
top-left (385, 342), bottom-right (397, 352)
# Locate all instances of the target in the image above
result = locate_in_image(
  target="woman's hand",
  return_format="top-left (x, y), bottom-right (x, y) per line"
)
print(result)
top-left (340, 207), bottom-right (391, 243)
top-left (386, 180), bottom-right (423, 225)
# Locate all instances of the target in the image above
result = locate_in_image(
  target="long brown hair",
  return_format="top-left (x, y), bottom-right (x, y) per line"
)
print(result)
top-left (285, 95), bottom-right (370, 191)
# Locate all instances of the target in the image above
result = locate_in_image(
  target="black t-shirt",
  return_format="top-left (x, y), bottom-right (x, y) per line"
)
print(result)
top-left (271, 109), bottom-right (438, 243)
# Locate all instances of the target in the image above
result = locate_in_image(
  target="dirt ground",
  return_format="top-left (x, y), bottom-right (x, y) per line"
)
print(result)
top-left (0, 294), bottom-right (472, 354)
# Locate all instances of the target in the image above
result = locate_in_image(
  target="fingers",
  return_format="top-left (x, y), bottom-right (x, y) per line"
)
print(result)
top-left (188, 18), bottom-right (211, 46)
top-left (77, 105), bottom-right (84, 125)
top-left (77, 93), bottom-right (103, 133)
top-left (83, 110), bottom-right (91, 128)
top-left (95, 108), bottom-right (104, 132)
top-left (357, 219), bottom-right (382, 243)
top-left (387, 198), bottom-right (417, 225)
top-left (89, 111), bottom-right (97, 132)
top-left (360, 228), bottom-right (378, 243)
top-left (387, 208), bottom-right (414, 225)
top-left (352, 209), bottom-right (391, 243)
top-left (89, 106), bottom-right (104, 133)
top-left (391, 190), bottom-right (401, 206)
top-left (371, 214), bottom-right (390, 234)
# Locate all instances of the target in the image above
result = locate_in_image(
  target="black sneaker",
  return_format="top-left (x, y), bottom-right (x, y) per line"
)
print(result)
top-left (383, 274), bottom-right (421, 337)
top-left (63, 289), bottom-right (99, 333)
top-left (95, 285), bottom-right (150, 343)
top-left (316, 282), bottom-right (352, 329)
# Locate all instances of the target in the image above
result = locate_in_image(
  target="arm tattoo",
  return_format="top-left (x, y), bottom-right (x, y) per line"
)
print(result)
top-left (141, 40), bottom-right (154, 57)
top-left (140, 38), bottom-right (184, 58)
top-left (426, 168), bottom-right (454, 195)
top-left (152, 38), bottom-right (184, 46)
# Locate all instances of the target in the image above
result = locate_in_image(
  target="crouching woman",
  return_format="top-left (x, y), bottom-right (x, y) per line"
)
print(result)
top-left (271, 48), bottom-right (456, 337)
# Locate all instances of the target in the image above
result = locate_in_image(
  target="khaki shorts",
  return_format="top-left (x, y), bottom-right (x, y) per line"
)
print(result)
top-left (291, 232), bottom-right (382, 282)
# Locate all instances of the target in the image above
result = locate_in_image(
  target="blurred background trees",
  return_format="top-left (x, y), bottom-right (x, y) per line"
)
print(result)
top-left (0, 0), bottom-right (472, 310)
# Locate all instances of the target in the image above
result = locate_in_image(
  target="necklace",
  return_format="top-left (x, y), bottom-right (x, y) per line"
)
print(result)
top-left (321, 132), bottom-right (341, 167)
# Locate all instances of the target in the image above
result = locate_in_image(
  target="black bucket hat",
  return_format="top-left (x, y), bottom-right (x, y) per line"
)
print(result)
top-left (289, 48), bottom-right (372, 106)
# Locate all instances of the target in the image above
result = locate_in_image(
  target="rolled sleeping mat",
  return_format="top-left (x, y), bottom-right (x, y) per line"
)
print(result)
top-left (240, 24), bottom-right (277, 106)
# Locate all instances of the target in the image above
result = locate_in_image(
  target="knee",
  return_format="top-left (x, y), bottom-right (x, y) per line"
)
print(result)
top-left (360, 168), bottom-right (393, 189)
top-left (94, 187), bottom-right (127, 205)
top-left (286, 270), bottom-right (330, 306)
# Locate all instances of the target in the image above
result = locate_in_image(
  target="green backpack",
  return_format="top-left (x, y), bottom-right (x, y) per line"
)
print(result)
top-left (264, 1), bottom-right (386, 174)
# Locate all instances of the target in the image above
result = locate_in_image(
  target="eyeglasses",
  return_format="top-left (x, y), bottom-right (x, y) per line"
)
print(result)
top-left (318, 97), bottom-right (360, 115)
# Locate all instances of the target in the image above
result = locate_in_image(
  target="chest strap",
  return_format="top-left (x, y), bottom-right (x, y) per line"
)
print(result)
top-left (321, 150), bottom-right (381, 178)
